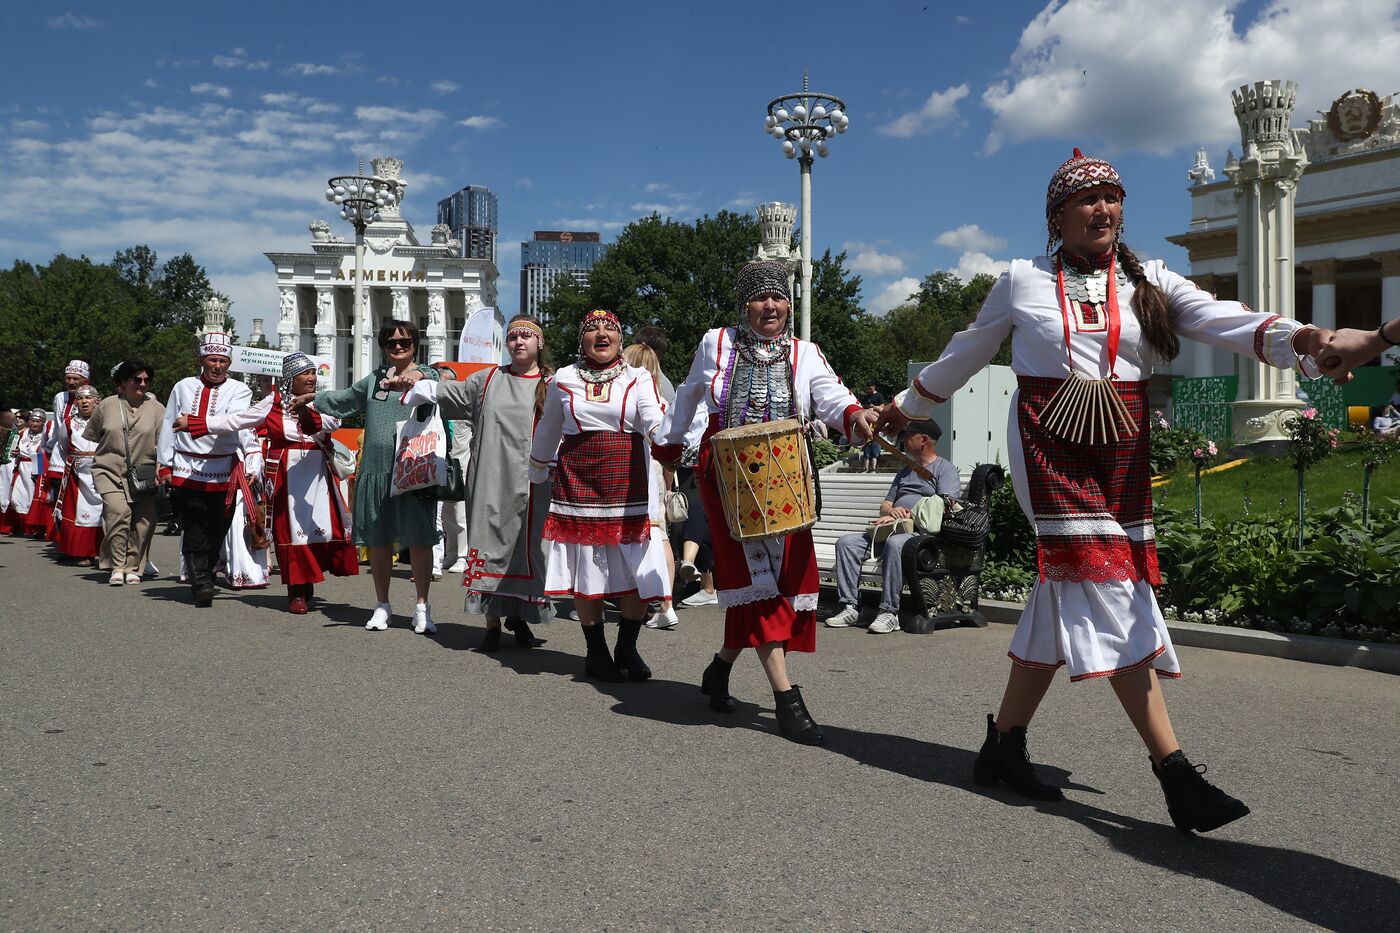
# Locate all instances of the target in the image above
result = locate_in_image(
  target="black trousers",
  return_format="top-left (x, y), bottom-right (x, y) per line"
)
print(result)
top-left (169, 486), bottom-right (234, 585)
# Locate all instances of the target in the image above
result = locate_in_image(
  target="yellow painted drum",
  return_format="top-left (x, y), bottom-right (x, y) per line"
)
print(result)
top-left (709, 418), bottom-right (816, 542)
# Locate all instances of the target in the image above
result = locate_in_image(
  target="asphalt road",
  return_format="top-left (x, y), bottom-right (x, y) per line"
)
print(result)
top-left (2, 531), bottom-right (1397, 932)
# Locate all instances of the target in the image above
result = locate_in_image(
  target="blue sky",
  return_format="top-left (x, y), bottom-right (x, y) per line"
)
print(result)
top-left (5, 1), bottom-right (1398, 326)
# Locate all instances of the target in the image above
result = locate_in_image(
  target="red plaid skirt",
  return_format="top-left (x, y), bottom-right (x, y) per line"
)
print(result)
top-left (545, 430), bottom-right (650, 546)
top-left (1016, 376), bottom-right (1159, 585)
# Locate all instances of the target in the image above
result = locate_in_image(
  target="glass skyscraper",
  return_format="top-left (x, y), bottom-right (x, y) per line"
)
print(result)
top-left (519, 231), bottom-right (608, 321)
top-left (436, 186), bottom-right (498, 263)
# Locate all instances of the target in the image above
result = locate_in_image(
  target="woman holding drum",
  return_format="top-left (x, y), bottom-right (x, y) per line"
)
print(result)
top-left (528, 308), bottom-right (670, 682)
top-left (657, 260), bottom-right (878, 745)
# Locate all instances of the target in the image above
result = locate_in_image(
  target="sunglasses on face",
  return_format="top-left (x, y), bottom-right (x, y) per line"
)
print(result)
top-left (382, 338), bottom-right (415, 350)
top-left (130, 376), bottom-right (151, 384)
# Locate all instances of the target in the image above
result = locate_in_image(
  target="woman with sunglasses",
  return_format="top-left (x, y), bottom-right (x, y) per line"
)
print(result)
top-left (82, 360), bottom-right (165, 584)
top-left (296, 319), bottom-right (440, 634)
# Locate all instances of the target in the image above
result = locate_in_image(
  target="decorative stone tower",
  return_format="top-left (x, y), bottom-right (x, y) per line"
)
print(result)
top-left (1224, 80), bottom-right (1309, 449)
top-left (200, 296), bottom-right (228, 339)
top-left (754, 201), bottom-right (800, 298)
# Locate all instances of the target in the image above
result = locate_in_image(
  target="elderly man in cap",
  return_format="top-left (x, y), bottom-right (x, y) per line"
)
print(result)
top-left (157, 333), bottom-right (261, 607)
top-left (825, 417), bottom-right (962, 634)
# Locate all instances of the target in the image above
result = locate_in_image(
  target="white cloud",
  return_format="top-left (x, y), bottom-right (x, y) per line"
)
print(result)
top-left (553, 218), bottom-right (625, 232)
top-left (11, 120), bottom-right (48, 134)
top-left (190, 83), bottom-right (232, 99)
top-left (459, 115), bottom-right (502, 130)
top-left (260, 93), bottom-right (341, 114)
top-left (982, 0), bottom-right (1400, 155)
top-left (516, 177), bottom-right (535, 189)
top-left (644, 182), bottom-right (669, 193)
top-left (287, 62), bottom-right (340, 76)
top-left (878, 84), bottom-right (969, 137)
top-left (727, 191), bottom-right (758, 209)
top-left (630, 202), bottom-right (693, 217)
top-left (843, 242), bottom-right (906, 276)
top-left (948, 251), bottom-right (1010, 282)
top-left (143, 78), bottom-right (159, 88)
top-left (934, 224), bottom-right (1007, 253)
top-left (430, 80), bottom-right (460, 94)
top-left (868, 277), bottom-right (922, 315)
top-left (955, 15), bottom-right (970, 24)
top-left (47, 12), bottom-right (101, 29)
top-left (376, 75), bottom-right (401, 86)
top-left (213, 50), bottom-right (270, 70)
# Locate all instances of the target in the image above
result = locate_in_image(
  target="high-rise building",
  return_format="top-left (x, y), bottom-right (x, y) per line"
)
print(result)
top-left (520, 231), bottom-right (607, 320)
top-left (437, 185), bottom-right (498, 263)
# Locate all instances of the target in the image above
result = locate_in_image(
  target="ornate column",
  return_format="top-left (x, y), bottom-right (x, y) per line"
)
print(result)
top-left (1376, 250), bottom-right (1400, 365)
top-left (313, 286), bottom-right (337, 383)
top-left (1187, 274), bottom-right (1221, 377)
top-left (1225, 80), bottom-right (1309, 449)
top-left (277, 286), bottom-right (299, 352)
top-left (425, 288), bottom-right (447, 363)
top-left (1305, 259), bottom-right (1339, 332)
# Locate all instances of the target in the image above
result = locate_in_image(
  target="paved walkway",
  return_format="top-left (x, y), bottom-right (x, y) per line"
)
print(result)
top-left (2, 532), bottom-right (1397, 931)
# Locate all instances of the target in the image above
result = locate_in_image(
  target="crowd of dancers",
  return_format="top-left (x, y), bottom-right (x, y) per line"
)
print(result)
top-left (6, 150), bottom-right (1384, 836)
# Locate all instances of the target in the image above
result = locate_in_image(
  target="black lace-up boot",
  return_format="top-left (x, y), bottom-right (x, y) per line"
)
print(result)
top-left (1153, 750), bottom-right (1250, 833)
top-left (773, 685), bottom-right (825, 745)
top-left (700, 654), bottom-right (735, 713)
top-left (506, 617), bottom-right (536, 648)
top-left (581, 623), bottom-right (624, 682)
top-left (972, 713), bottom-right (1064, 801)
top-left (613, 618), bottom-right (652, 681)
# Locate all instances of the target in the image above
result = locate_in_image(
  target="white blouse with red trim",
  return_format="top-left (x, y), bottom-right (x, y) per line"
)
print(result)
top-left (528, 363), bottom-right (667, 483)
top-left (657, 327), bottom-right (862, 448)
top-left (156, 376), bottom-right (260, 491)
top-left (897, 256), bottom-right (1313, 420)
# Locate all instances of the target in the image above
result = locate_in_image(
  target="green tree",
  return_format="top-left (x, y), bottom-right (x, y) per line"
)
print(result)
top-left (0, 247), bottom-right (230, 408)
top-left (540, 211), bottom-right (762, 381)
top-left (873, 270), bottom-right (1005, 384)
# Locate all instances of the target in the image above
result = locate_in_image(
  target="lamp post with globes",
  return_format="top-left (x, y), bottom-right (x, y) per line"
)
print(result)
top-left (764, 74), bottom-right (849, 342)
top-left (324, 163), bottom-right (402, 382)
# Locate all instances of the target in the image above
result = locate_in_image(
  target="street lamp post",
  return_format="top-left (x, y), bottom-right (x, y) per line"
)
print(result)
top-left (324, 163), bottom-right (402, 383)
top-left (765, 74), bottom-right (849, 342)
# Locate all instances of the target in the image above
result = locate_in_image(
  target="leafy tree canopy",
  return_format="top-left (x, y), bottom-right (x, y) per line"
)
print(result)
top-left (0, 247), bottom-right (229, 409)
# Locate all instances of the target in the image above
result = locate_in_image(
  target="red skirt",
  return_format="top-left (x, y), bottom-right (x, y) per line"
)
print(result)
top-left (697, 417), bottom-right (817, 653)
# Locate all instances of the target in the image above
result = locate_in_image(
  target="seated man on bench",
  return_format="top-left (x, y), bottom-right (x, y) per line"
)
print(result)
top-left (825, 418), bottom-right (962, 634)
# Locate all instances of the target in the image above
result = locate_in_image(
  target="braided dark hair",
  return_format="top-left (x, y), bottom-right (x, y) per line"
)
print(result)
top-left (1116, 243), bottom-right (1179, 363)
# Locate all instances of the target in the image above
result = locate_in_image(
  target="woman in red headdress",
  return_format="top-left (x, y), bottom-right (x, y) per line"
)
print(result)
top-left (877, 149), bottom-right (1333, 834)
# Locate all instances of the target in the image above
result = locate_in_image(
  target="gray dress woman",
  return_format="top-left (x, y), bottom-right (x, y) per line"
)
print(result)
top-left (401, 365), bottom-right (553, 623)
top-left (314, 364), bottom-right (441, 548)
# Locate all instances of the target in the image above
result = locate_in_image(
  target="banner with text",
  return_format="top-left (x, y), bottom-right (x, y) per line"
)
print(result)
top-left (229, 346), bottom-right (332, 387)
top-left (457, 306), bottom-right (505, 365)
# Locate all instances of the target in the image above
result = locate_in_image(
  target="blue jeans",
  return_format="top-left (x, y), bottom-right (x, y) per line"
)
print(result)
top-left (834, 530), bottom-right (914, 613)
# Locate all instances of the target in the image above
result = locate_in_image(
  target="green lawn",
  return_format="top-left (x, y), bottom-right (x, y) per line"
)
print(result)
top-left (1153, 445), bottom-right (1400, 522)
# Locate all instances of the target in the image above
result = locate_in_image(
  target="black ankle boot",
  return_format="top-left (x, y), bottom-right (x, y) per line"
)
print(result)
top-left (972, 713), bottom-right (1064, 801)
top-left (613, 618), bottom-right (652, 681)
top-left (1153, 750), bottom-right (1250, 834)
top-left (773, 686), bottom-right (825, 745)
top-left (476, 626), bottom-right (502, 653)
top-left (581, 624), bottom-right (625, 682)
top-left (700, 654), bottom-right (736, 713)
top-left (506, 617), bottom-right (535, 648)
top-left (192, 574), bottom-right (217, 608)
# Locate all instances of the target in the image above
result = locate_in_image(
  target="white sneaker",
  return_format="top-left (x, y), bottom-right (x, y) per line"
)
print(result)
top-left (446, 558), bottom-right (467, 574)
top-left (431, 570), bottom-right (443, 581)
top-left (868, 611), bottom-right (901, 634)
top-left (413, 603), bottom-right (436, 634)
top-left (680, 589), bottom-right (718, 608)
top-left (124, 572), bottom-right (141, 585)
top-left (645, 607), bottom-right (680, 630)
top-left (824, 605), bottom-right (859, 628)
top-left (366, 602), bottom-right (391, 631)
top-left (678, 561), bottom-right (701, 584)
top-left (108, 571), bottom-right (124, 586)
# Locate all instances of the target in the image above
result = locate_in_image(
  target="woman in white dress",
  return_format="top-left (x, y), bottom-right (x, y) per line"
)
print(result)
top-left (53, 386), bottom-right (104, 564)
top-left (3, 411), bottom-right (45, 536)
top-left (878, 149), bottom-right (1332, 833)
top-left (528, 309), bottom-right (670, 682)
